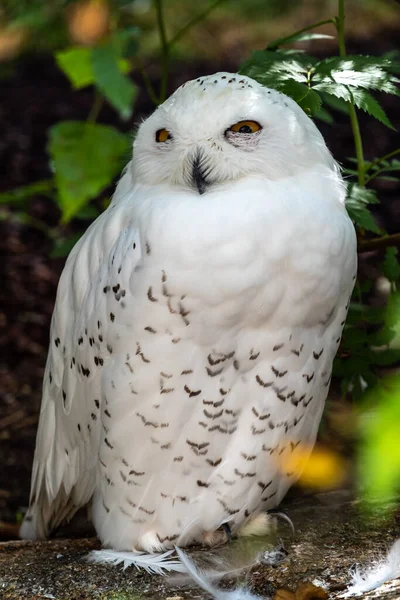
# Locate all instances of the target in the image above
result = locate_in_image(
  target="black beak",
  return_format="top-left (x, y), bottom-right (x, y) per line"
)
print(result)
top-left (192, 152), bottom-right (208, 195)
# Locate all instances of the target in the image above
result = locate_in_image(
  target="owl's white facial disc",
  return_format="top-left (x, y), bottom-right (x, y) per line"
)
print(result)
top-left (132, 72), bottom-right (335, 193)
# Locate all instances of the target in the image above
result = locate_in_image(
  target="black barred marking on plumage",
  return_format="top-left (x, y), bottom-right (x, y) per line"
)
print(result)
top-left (262, 491), bottom-right (277, 502)
top-left (129, 468), bottom-right (145, 476)
top-left (197, 480), bottom-right (210, 488)
top-left (303, 372), bottom-right (315, 383)
top-left (313, 349), bottom-right (324, 359)
top-left (208, 424), bottom-right (237, 434)
top-left (241, 452), bottom-right (257, 461)
top-left (173, 456), bottom-right (183, 462)
top-left (252, 407), bottom-right (270, 420)
top-left (273, 343), bottom-right (284, 351)
top-left (213, 398), bottom-right (224, 408)
top-left (249, 350), bottom-right (260, 360)
top-left (145, 326), bottom-right (157, 334)
top-left (136, 343), bottom-right (151, 363)
top-left (258, 480), bottom-right (272, 491)
top-left (206, 366), bottom-right (224, 377)
top-left (256, 374), bottom-right (273, 388)
top-left (125, 361), bottom-right (134, 373)
top-left (304, 396), bottom-right (313, 407)
top-left (147, 286), bottom-right (158, 302)
top-left (218, 499), bottom-right (239, 515)
top-left (186, 440), bottom-right (209, 450)
top-left (181, 369), bottom-right (193, 375)
top-left (206, 458), bottom-right (222, 467)
top-left (184, 385), bottom-right (201, 397)
top-left (234, 468), bottom-right (256, 479)
top-left (203, 409), bottom-right (223, 420)
top-left (136, 412), bottom-right (169, 428)
top-left (251, 425), bottom-right (266, 435)
top-left (271, 366), bottom-right (288, 378)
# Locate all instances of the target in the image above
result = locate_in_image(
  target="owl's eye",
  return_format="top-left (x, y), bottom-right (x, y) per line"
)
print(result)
top-left (155, 129), bottom-right (171, 143)
top-left (229, 120), bottom-right (262, 134)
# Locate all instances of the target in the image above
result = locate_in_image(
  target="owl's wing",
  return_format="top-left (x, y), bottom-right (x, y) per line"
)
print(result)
top-left (20, 169), bottom-right (140, 540)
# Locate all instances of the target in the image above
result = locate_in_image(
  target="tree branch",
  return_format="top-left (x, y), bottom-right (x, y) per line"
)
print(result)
top-left (358, 233), bottom-right (400, 253)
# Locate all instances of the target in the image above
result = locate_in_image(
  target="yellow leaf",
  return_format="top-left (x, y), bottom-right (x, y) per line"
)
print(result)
top-left (279, 443), bottom-right (346, 490)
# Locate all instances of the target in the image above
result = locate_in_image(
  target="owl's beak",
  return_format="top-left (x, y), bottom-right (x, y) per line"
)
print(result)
top-left (191, 152), bottom-right (208, 195)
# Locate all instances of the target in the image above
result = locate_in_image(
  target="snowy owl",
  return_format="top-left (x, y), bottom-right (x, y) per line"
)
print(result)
top-left (21, 72), bottom-right (357, 565)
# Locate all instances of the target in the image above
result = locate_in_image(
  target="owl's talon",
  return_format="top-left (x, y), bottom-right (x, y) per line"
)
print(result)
top-left (222, 523), bottom-right (232, 543)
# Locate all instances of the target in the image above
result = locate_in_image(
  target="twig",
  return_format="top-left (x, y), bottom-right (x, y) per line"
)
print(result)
top-left (358, 232), bottom-right (400, 252)
top-left (335, 0), bottom-right (365, 186)
top-left (154, 0), bottom-right (169, 103)
top-left (267, 17), bottom-right (335, 49)
top-left (364, 147), bottom-right (400, 184)
top-left (169, 0), bottom-right (228, 47)
top-left (87, 91), bottom-right (104, 124)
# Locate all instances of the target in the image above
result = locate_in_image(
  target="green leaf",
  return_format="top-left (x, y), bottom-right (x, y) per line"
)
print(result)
top-left (314, 105), bottom-right (334, 124)
top-left (240, 50), bottom-right (313, 85)
top-left (345, 184), bottom-right (381, 234)
top-left (91, 42), bottom-right (137, 119)
top-left (382, 247), bottom-right (400, 282)
top-left (267, 31), bottom-right (334, 50)
top-left (55, 47), bottom-right (94, 89)
top-left (358, 374), bottom-right (400, 505)
top-left (351, 90), bottom-right (394, 129)
top-left (49, 121), bottom-right (130, 223)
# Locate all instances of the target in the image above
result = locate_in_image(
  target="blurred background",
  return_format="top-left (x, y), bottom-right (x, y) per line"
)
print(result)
top-left (0, 0), bottom-right (399, 532)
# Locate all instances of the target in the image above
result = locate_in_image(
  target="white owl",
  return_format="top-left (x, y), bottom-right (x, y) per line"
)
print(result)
top-left (20, 72), bottom-right (357, 570)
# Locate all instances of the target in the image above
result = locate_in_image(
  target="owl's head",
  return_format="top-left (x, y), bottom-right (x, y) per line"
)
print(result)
top-left (132, 72), bottom-right (336, 194)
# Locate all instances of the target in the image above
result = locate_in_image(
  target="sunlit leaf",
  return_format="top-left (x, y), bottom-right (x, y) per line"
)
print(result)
top-left (240, 51), bottom-right (321, 115)
top-left (49, 121), bottom-right (130, 222)
top-left (313, 55), bottom-right (400, 95)
top-left (55, 47), bottom-right (94, 89)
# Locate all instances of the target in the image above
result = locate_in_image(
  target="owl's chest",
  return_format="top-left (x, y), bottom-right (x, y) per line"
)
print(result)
top-left (132, 206), bottom-right (342, 338)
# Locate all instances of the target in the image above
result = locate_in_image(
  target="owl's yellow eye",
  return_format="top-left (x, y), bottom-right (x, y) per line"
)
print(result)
top-left (230, 120), bottom-right (262, 134)
top-left (156, 128), bottom-right (171, 143)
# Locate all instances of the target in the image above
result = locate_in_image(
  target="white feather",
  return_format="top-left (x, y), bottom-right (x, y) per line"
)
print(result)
top-left (344, 539), bottom-right (400, 596)
top-left (175, 547), bottom-right (265, 600)
top-left (87, 548), bottom-right (187, 574)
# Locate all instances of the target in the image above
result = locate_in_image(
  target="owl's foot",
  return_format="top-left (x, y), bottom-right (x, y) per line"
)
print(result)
top-left (135, 530), bottom-right (168, 553)
top-left (236, 511), bottom-right (274, 538)
top-left (202, 524), bottom-right (231, 547)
